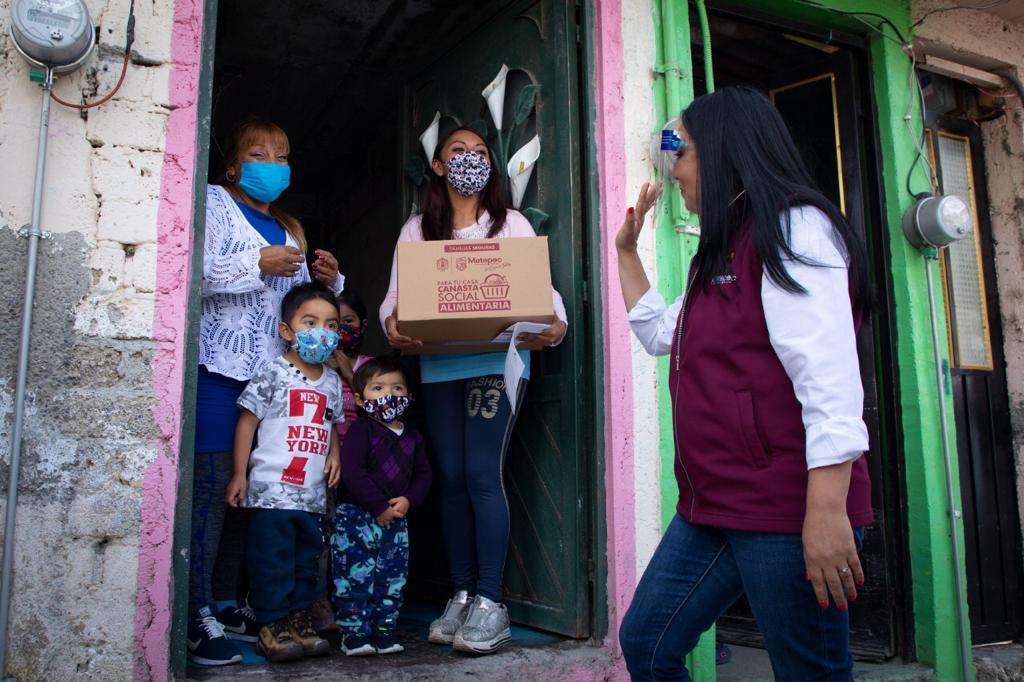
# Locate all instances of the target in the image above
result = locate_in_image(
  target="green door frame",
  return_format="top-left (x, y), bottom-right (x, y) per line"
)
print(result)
top-left (172, 0), bottom-right (616, 671)
top-left (170, 0), bottom-right (218, 676)
top-left (580, 0), bottom-right (609, 644)
top-left (648, 1), bottom-right (972, 680)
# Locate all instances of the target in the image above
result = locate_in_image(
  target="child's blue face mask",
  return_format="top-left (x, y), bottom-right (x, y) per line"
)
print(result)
top-left (239, 162), bottom-right (291, 203)
top-left (291, 327), bottom-right (339, 364)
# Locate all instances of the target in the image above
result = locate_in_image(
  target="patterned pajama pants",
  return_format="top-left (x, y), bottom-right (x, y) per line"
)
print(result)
top-left (330, 503), bottom-right (409, 637)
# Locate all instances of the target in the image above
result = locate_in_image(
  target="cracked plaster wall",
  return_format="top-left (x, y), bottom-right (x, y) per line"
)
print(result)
top-left (0, 0), bottom-right (182, 679)
top-left (912, 1), bottom-right (1024, 559)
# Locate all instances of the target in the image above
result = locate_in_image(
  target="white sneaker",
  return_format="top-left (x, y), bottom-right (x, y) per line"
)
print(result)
top-left (428, 590), bottom-right (472, 645)
top-left (453, 595), bottom-right (511, 654)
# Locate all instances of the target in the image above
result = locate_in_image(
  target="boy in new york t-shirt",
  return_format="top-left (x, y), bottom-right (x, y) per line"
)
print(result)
top-left (226, 282), bottom-right (344, 663)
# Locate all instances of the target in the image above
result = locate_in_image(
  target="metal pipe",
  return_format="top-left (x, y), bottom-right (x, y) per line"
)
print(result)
top-left (694, 0), bottom-right (715, 93)
top-left (0, 66), bottom-right (54, 676)
top-left (923, 249), bottom-right (974, 682)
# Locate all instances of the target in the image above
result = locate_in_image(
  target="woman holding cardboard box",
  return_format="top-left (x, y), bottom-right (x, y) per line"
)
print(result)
top-left (380, 126), bottom-right (567, 654)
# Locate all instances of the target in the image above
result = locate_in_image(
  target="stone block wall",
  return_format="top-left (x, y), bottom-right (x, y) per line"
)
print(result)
top-left (0, 0), bottom-right (182, 679)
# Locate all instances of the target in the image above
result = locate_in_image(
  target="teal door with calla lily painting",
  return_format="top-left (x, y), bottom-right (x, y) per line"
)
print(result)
top-left (400, 0), bottom-right (590, 637)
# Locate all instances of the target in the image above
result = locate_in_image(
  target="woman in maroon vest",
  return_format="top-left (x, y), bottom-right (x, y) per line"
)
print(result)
top-left (616, 87), bottom-right (873, 681)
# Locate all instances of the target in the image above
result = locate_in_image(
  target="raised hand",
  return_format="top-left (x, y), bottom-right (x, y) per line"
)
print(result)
top-left (615, 182), bottom-right (661, 253)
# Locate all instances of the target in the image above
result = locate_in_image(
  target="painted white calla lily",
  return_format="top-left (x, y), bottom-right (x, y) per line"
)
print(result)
top-left (507, 134), bottom-right (540, 209)
top-left (419, 110), bottom-right (441, 161)
top-left (482, 64), bottom-right (509, 131)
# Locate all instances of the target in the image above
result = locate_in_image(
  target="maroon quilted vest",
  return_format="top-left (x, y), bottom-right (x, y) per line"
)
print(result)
top-left (668, 225), bottom-right (873, 533)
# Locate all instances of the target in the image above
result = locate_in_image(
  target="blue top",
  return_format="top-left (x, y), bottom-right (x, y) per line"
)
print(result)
top-left (420, 351), bottom-right (530, 384)
top-left (194, 202), bottom-right (285, 453)
top-left (234, 199), bottom-right (286, 246)
top-left (194, 365), bottom-right (248, 453)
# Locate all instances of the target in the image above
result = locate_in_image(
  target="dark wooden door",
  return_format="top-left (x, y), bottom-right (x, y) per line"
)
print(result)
top-left (400, 0), bottom-right (590, 637)
top-left (716, 50), bottom-right (900, 661)
top-left (929, 118), bottom-right (1024, 644)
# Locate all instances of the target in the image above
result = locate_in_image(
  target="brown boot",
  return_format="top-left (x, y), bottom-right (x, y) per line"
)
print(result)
top-left (287, 608), bottom-right (331, 657)
top-left (256, 618), bottom-right (304, 662)
top-left (310, 596), bottom-right (339, 635)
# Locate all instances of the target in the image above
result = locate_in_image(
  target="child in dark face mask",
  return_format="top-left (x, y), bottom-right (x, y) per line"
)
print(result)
top-left (330, 357), bottom-right (432, 656)
top-left (310, 290), bottom-right (374, 635)
top-left (327, 290), bottom-right (374, 443)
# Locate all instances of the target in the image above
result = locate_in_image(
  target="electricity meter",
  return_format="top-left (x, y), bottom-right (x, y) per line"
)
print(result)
top-left (10, 0), bottom-right (95, 72)
top-left (902, 194), bottom-right (972, 249)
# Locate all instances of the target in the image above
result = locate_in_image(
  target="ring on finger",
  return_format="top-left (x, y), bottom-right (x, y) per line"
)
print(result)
top-left (839, 566), bottom-right (850, 575)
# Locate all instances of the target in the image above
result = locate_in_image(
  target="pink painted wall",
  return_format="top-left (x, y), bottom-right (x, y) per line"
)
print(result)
top-left (133, 0), bottom-right (205, 679)
top-left (593, 0), bottom-right (637, 660)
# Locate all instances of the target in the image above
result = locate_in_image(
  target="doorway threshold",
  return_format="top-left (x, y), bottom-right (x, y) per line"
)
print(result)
top-left (716, 645), bottom-right (936, 682)
top-left (187, 601), bottom-right (612, 680)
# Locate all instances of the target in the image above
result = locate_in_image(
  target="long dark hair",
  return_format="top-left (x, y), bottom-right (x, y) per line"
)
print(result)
top-left (681, 86), bottom-right (870, 305)
top-left (420, 126), bottom-right (509, 241)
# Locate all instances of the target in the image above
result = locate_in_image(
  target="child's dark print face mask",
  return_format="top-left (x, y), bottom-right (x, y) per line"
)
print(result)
top-left (337, 323), bottom-right (364, 355)
top-left (362, 395), bottom-right (410, 424)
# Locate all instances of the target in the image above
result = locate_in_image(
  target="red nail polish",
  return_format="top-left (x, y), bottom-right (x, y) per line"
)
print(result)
top-left (838, 603), bottom-right (848, 612)
top-left (819, 601), bottom-right (828, 609)
top-left (627, 207), bottom-right (635, 214)
top-left (849, 593), bottom-right (857, 602)
top-left (857, 578), bottom-right (865, 586)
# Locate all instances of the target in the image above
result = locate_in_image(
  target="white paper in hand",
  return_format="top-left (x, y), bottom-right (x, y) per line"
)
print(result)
top-left (499, 322), bottom-right (549, 412)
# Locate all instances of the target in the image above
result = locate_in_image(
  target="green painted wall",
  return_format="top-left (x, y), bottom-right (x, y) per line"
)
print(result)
top-left (651, 2), bottom-right (714, 678)
top-left (649, 2), bottom-right (971, 680)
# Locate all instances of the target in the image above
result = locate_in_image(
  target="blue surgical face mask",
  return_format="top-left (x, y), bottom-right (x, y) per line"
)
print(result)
top-left (239, 162), bottom-right (291, 203)
top-left (290, 327), bottom-right (339, 364)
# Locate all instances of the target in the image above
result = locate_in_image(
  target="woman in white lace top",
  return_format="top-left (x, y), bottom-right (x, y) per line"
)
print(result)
top-left (187, 120), bottom-right (344, 666)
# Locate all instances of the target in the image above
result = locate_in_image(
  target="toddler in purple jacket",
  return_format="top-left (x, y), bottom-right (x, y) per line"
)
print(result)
top-left (330, 356), bottom-right (432, 656)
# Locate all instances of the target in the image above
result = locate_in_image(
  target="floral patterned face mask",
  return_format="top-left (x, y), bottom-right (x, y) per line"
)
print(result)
top-left (361, 395), bottom-right (411, 424)
top-left (445, 151), bottom-right (491, 196)
top-left (337, 323), bottom-right (364, 355)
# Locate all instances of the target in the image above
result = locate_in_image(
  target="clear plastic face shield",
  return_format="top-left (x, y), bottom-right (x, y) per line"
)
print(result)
top-left (650, 118), bottom-right (686, 224)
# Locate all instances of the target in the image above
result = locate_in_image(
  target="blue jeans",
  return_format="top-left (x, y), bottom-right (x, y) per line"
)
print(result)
top-left (246, 509), bottom-right (323, 624)
top-left (620, 514), bottom-right (864, 681)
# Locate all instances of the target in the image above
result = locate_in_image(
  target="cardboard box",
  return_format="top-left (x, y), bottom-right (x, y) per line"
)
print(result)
top-left (396, 237), bottom-right (555, 354)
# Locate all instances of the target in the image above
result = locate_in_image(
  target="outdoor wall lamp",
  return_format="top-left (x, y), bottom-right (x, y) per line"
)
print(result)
top-left (901, 193), bottom-right (971, 250)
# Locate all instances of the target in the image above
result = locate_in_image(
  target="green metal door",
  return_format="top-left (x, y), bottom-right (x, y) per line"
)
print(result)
top-left (401, 0), bottom-right (590, 637)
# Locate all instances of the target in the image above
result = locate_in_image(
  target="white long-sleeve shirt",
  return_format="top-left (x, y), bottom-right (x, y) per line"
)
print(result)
top-left (199, 184), bottom-right (344, 381)
top-left (627, 206), bottom-right (868, 470)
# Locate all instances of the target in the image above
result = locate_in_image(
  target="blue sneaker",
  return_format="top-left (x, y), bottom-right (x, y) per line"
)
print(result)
top-left (341, 633), bottom-right (376, 656)
top-left (219, 599), bottom-right (259, 643)
top-left (372, 629), bottom-right (404, 655)
top-left (187, 606), bottom-right (242, 666)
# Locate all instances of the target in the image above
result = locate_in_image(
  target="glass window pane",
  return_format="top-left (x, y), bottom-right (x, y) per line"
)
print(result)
top-left (937, 133), bottom-right (992, 370)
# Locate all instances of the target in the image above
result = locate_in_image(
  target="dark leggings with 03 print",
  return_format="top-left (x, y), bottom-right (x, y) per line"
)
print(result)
top-left (422, 375), bottom-right (526, 603)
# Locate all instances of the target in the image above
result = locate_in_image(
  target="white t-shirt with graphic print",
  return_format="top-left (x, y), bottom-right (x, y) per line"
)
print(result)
top-left (237, 357), bottom-right (344, 514)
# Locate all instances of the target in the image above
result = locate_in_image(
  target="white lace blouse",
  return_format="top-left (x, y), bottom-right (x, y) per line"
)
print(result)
top-left (199, 184), bottom-right (344, 381)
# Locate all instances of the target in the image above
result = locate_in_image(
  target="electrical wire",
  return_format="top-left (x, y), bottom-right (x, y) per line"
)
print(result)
top-left (905, 49), bottom-right (938, 198)
top-left (51, 0), bottom-right (136, 110)
top-left (912, 0), bottom-right (1010, 29)
top-left (795, 0), bottom-right (908, 45)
